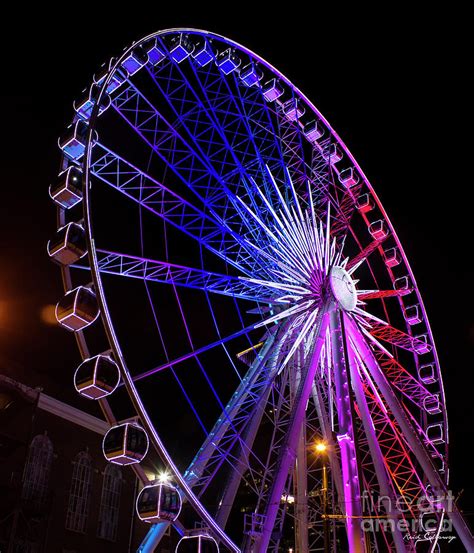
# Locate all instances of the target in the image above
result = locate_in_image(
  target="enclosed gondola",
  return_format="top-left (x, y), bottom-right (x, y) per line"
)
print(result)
top-left (55, 286), bottom-right (100, 331)
top-left (102, 422), bottom-right (149, 465)
top-left (47, 222), bottom-right (87, 265)
top-left (136, 482), bottom-right (182, 523)
top-left (74, 354), bottom-right (120, 399)
top-left (49, 166), bottom-right (83, 209)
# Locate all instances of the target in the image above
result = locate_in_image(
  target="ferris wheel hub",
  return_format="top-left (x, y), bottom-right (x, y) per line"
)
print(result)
top-left (329, 266), bottom-right (357, 311)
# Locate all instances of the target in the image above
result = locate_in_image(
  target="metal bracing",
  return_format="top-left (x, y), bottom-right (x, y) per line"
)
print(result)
top-left (345, 313), bottom-right (474, 551)
top-left (328, 308), bottom-right (366, 553)
top-left (347, 347), bottom-right (408, 553)
top-left (88, 142), bottom-right (267, 278)
top-left (85, 249), bottom-right (276, 304)
top-left (246, 307), bottom-right (330, 552)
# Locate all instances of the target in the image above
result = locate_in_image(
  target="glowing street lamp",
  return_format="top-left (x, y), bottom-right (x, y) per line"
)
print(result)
top-left (315, 441), bottom-right (328, 453)
top-left (157, 470), bottom-right (172, 484)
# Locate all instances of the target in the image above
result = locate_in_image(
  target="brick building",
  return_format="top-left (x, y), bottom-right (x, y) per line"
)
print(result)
top-left (0, 374), bottom-right (158, 553)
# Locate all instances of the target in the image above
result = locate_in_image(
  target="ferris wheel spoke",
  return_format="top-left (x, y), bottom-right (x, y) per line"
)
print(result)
top-left (78, 248), bottom-right (280, 303)
top-left (143, 51), bottom-right (275, 261)
top-left (89, 142), bottom-right (275, 278)
top-left (111, 78), bottom-right (275, 267)
top-left (357, 288), bottom-right (412, 301)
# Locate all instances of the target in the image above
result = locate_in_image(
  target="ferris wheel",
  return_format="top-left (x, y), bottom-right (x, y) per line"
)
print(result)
top-left (48, 29), bottom-right (474, 552)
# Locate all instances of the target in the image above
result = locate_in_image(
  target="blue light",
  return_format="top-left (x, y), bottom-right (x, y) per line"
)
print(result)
top-left (169, 35), bottom-right (194, 63)
top-left (216, 48), bottom-right (241, 75)
top-left (145, 39), bottom-right (166, 66)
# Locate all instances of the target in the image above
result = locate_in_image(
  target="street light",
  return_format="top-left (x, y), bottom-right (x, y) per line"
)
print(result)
top-left (315, 441), bottom-right (328, 453)
top-left (314, 441), bottom-right (330, 553)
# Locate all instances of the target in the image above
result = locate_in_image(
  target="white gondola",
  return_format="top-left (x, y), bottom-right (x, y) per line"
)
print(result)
top-left (58, 120), bottom-right (91, 160)
top-left (413, 334), bottom-right (431, 355)
top-left (74, 354), bottom-right (120, 400)
top-left (94, 59), bottom-right (127, 94)
top-left (102, 422), bottom-right (149, 465)
top-left (47, 222), bottom-right (87, 265)
top-left (121, 47), bottom-right (149, 75)
top-left (282, 98), bottom-right (305, 121)
top-left (262, 79), bottom-right (283, 102)
top-left (418, 363), bottom-right (436, 384)
top-left (368, 220), bottom-right (388, 241)
top-left (169, 35), bottom-right (194, 63)
top-left (55, 286), bottom-right (100, 331)
top-left (176, 534), bottom-right (219, 553)
top-left (423, 394), bottom-right (441, 415)
top-left (216, 48), bottom-right (241, 74)
top-left (136, 482), bottom-right (182, 523)
top-left (322, 143), bottom-right (342, 165)
top-left (383, 247), bottom-right (401, 268)
top-left (303, 120), bottom-right (323, 143)
top-left (49, 166), bottom-right (83, 209)
top-left (356, 193), bottom-right (374, 213)
top-left (74, 84), bottom-right (111, 120)
top-left (426, 423), bottom-right (444, 445)
top-left (338, 167), bottom-right (359, 188)
top-left (404, 304), bottom-right (422, 326)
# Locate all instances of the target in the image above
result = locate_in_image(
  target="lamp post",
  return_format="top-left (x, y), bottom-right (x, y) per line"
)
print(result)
top-left (315, 442), bottom-right (330, 553)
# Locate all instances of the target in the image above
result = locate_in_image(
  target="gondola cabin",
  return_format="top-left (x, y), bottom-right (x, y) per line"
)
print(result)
top-left (121, 47), bottom-right (149, 76)
top-left (47, 222), bottom-right (87, 266)
top-left (176, 535), bottom-right (219, 553)
top-left (136, 483), bottom-right (181, 523)
top-left (74, 355), bottom-right (120, 399)
top-left (74, 84), bottom-right (111, 120)
top-left (58, 120), bottom-right (92, 160)
top-left (49, 166), bottom-right (83, 209)
top-left (103, 423), bottom-right (149, 465)
top-left (55, 286), bottom-right (100, 331)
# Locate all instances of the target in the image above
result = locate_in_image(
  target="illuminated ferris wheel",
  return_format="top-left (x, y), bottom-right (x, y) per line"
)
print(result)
top-left (48, 28), bottom-right (474, 552)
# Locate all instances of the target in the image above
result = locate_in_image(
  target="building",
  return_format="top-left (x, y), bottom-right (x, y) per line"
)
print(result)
top-left (0, 374), bottom-right (156, 553)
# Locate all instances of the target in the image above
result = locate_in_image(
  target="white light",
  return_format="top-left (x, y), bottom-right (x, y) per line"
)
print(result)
top-left (158, 471), bottom-right (172, 484)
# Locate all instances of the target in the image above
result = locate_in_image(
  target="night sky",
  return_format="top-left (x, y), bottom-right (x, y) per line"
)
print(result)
top-left (1, 5), bottom-right (472, 546)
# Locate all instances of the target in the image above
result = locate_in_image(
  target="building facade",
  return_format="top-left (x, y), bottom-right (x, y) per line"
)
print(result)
top-left (0, 374), bottom-right (155, 553)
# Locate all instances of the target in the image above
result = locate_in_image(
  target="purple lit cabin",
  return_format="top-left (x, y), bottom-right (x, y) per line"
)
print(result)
top-left (136, 483), bottom-right (181, 523)
top-left (262, 79), bottom-right (283, 102)
top-left (304, 120), bottom-right (323, 143)
top-left (47, 222), bottom-right (87, 265)
top-left (103, 423), bottom-right (149, 465)
top-left (74, 355), bottom-right (120, 400)
top-left (49, 166), bottom-right (83, 209)
top-left (55, 286), bottom-right (100, 331)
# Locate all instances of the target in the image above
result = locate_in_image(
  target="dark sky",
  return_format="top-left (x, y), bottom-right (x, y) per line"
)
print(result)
top-left (1, 4), bottom-right (472, 542)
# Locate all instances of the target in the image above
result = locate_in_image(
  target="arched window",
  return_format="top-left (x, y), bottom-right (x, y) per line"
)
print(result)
top-left (65, 451), bottom-right (92, 533)
top-left (21, 433), bottom-right (53, 509)
top-left (97, 464), bottom-right (122, 541)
